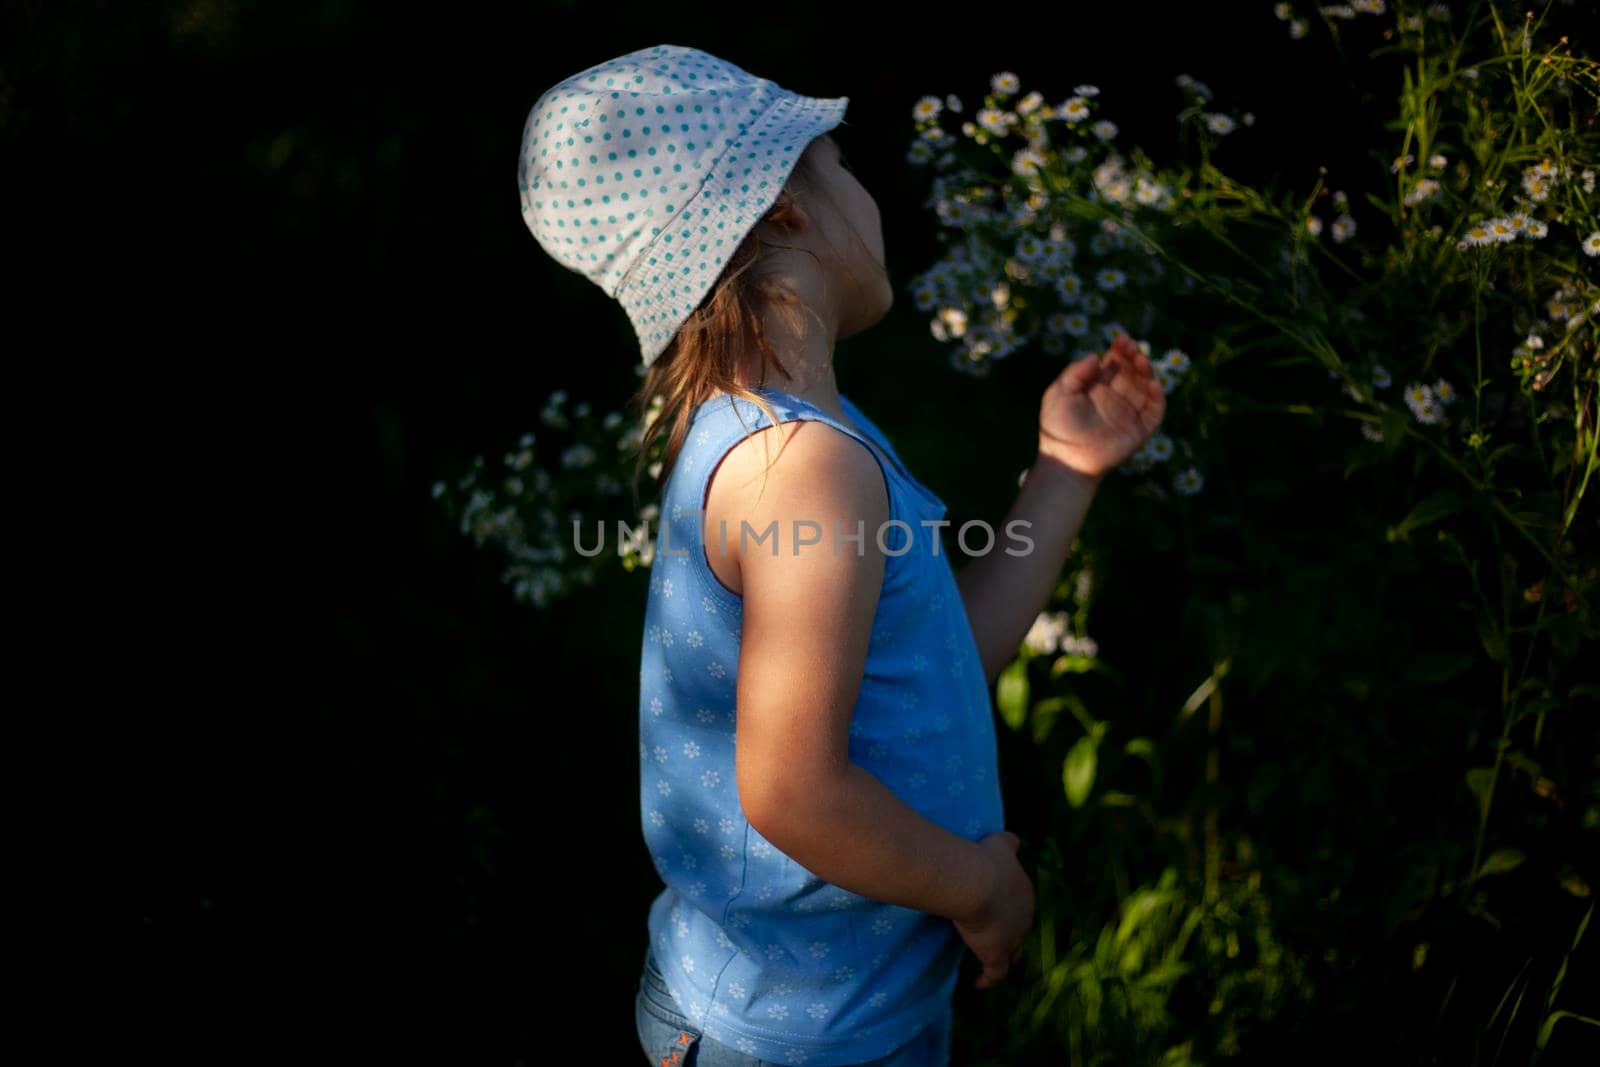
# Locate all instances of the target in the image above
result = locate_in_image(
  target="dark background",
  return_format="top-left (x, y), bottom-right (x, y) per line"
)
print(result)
top-left (7, 1), bottom-right (1414, 1061)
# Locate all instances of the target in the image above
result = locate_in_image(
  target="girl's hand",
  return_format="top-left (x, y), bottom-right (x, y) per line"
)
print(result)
top-left (952, 831), bottom-right (1036, 990)
top-left (1037, 333), bottom-right (1166, 480)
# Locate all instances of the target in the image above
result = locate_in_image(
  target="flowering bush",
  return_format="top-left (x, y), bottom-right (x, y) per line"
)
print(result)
top-left (922, 3), bottom-right (1597, 1063)
top-left (431, 386), bottom-right (668, 608)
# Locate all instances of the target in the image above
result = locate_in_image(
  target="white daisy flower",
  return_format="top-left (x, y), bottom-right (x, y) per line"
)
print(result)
top-left (1275, 1), bottom-right (1293, 17)
top-left (991, 71), bottom-right (1021, 96)
top-left (1428, 153), bottom-right (1448, 170)
top-left (1173, 467), bottom-right (1204, 495)
top-left (1059, 97), bottom-right (1090, 123)
top-left (977, 108), bottom-right (1011, 136)
top-left (1012, 146), bottom-right (1047, 177)
top-left (1063, 144), bottom-right (1088, 163)
top-left (1092, 119), bottom-right (1118, 140)
top-left (1488, 218), bottom-right (1516, 243)
top-left (1074, 84), bottom-right (1100, 97)
top-left (1014, 235), bottom-right (1046, 262)
top-left (912, 96), bottom-right (942, 121)
top-left (1096, 267), bottom-right (1127, 290)
top-left (1433, 379), bottom-right (1457, 404)
top-left (1506, 212), bottom-right (1531, 235)
top-left (1017, 91), bottom-right (1045, 115)
top-left (907, 140), bottom-right (934, 166)
top-left (1391, 153), bottom-right (1414, 173)
top-left (1081, 291), bottom-right (1108, 314)
top-left (1583, 232), bottom-right (1600, 257)
top-left (1063, 313), bottom-right (1090, 337)
top-left (945, 94), bottom-right (963, 113)
top-left (1290, 18), bottom-right (1309, 38)
top-left (1461, 221), bottom-right (1493, 247)
top-left (1525, 219), bottom-right (1548, 239)
top-left (1331, 215), bottom-right (1357, 243)
top-left (1372, 364), bottom-right (1391, 388)
top-left (1306, 216), bottom-right (1324, 237)
top-left (1055, 273), bottom-right (1083, 303)
top-left (1206, 113), bottom-right (1237, 135)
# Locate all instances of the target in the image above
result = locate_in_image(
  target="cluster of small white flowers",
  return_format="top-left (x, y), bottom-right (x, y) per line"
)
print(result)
top-left (1024, 611), bottom-right (1070, 655)
top-left (1458, 213), bottom-right (1551, 249)
top-left (1061, 633), bottom-right (1100, 657)
top-left (1403, 177), bottom-right (1442, 206)
top-left (433, 389), bottom-right (676, 609)
top-left (908, 72), bottom-right (1186, 375)
top-left (1399, 379), bottom-right (1457, 426)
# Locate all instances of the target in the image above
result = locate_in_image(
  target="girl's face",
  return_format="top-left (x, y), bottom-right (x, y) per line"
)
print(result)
top-left (806, 133), bottom-right (893, 338)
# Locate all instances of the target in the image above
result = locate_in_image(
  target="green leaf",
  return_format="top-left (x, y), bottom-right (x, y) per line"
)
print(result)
top-left (1466, 767), bottom-right (1497, 822)
top-left (1031, 697), bottom-right (1067, 745)
top-left (1480, 620), bottom-right (1508, 664)
top-left (1064, 737), bottom-right (1098, 809)
top-left (1098, 791), bottom-right (1138, 807)
top-left (1050, 654), bottom-right (1096, 677)
top-left (997, 660), bottom-right (1030, 733)
top-left (1537, 1011), bottom-right (1600, 1050)
top-left (1124, 737), bottom-right (1156, 759)
top-left (1391, 489), bottom-right (1470, 542)
top-left (1476, 848), bottom-right (1526, 879)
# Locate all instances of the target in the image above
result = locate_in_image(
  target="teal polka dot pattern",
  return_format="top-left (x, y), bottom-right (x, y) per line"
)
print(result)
top-left (518, 44), bottom-right (849, 367)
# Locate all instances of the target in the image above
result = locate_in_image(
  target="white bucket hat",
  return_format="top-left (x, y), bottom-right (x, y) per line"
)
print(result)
top-left (517, 44), bottom-right (850, 367)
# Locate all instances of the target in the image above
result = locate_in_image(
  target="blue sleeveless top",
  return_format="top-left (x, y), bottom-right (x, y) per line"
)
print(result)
top-left (637, 386), bottom-right (1006, 1065)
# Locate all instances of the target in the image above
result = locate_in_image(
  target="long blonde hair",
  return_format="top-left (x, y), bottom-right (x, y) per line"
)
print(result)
top-left (626, 133), bottom-right (871, 510)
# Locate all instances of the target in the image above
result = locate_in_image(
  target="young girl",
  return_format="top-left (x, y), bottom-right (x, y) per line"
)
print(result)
top-left (519, 44), bottom-right (1165, 1067)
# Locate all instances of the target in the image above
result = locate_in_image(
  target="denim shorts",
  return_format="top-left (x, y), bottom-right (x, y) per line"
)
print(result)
top-left (635, 947), bottom-right (952, 1066)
